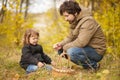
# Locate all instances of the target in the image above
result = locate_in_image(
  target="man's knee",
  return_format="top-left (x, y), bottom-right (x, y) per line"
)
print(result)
top-left (66, 47), bottom-right (84, 56)
top-left (67, 48), bottom-right (75, 56)
top-left (66, 47), bottom-right (87, 64)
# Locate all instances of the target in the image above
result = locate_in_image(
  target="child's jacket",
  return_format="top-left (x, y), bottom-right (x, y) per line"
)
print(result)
top-left (19, 44), bottom-right (51, 70)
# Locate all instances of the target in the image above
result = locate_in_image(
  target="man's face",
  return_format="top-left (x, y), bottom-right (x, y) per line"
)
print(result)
top-left (63, 11), bottom-right (76, 24)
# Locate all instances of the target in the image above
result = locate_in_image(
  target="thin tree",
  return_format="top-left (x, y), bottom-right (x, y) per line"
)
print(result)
top-left (53, 0), bottom-right (58, 21)
top-left (19, 0), bottom-right (24, 13)
top-left (0, 0), bottom-right (8, 23)
top-left (24, 0), bottom-right (29, 19)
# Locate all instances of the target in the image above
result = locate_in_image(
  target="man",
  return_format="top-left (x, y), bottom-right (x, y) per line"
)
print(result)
top-left (53, 1), bottom-right (106, 70)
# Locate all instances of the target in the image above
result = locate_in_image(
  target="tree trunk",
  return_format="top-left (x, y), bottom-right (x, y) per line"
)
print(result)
top-left (24, 0), bottom-right (29, 19)
top-left (0, 0), bottom-right (8, 23)
top-left (91, 0), bottom-right (94, 11)
top-left (53, 0), bottom-right (58, 21)
top-left (19, 0), bottom-right (24, 13)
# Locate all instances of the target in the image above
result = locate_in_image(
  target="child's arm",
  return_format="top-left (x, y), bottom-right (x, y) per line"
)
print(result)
top-left (39, 45), bottom-right (52, 64)
top-left (39, 45), bottom-right (56, 66)
top-left (42, 54), bottom-right (56, 66)
top-left (42, 53), bottom-right (52, 64)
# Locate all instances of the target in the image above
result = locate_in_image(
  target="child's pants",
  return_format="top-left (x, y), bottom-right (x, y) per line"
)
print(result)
top-left (26, 64), bottom-right (52, 74)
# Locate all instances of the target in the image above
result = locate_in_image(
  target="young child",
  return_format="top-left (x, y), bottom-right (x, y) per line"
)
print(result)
top-left (19, 29), bottom-right (55, 74)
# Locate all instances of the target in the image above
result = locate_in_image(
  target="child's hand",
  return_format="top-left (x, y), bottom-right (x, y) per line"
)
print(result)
top-left (37, 62), bottom-right (44, 68)
top-left (51, 61), bottom-right (56, 66)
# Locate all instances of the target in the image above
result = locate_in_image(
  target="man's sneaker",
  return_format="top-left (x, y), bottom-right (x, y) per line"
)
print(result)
top-left (94, 63), bottom-right (100, 72)
top-left (87, 63), bottom-right (100, 72)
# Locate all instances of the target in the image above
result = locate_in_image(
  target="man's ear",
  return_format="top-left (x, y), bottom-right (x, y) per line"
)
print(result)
top-left (75, 12), bottom-right (78, 16)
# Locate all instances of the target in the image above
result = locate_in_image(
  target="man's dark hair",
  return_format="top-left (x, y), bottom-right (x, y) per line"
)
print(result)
top-left (59, 1), bottom-right (81, 15)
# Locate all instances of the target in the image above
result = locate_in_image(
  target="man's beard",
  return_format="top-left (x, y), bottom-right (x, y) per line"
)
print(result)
top-left (68, 15), bottom-right (76, 24)
top-left (69, 21), bottom-right (73, 24)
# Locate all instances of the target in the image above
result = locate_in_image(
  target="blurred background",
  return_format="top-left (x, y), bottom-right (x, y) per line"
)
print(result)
top-left (0, 0), bottom-right (119, 80)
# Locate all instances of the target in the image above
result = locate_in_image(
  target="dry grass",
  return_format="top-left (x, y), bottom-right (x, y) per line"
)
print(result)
top-left (0, 47), bottom-right (119, 80)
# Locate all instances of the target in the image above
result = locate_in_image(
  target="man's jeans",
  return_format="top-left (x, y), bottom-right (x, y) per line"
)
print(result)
top-left (58, 46), bottom-right (103, 69)
top-left (26, 64), bottom-right (52, 74)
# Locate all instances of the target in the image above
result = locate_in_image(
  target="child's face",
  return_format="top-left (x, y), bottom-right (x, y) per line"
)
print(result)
top-left (29, 35), bottom-right (38, 45)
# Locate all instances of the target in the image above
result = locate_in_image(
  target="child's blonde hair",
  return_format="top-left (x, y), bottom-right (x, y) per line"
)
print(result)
top-left (23, 29), bottom-right (39, 45)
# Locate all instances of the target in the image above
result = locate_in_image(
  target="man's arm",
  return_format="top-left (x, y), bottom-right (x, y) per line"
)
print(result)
top-left (63, 19), bottom-right (99, 51)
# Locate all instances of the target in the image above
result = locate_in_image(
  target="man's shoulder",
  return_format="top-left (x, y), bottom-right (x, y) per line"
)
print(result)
top-left (80, 16), bottom-right (98, 25)
top-left (78, 16), bottom-right (99, 29)
top-left (76, 16), bottom-right (94, 28)
top-left (80, 16), bottom-right (94, 22)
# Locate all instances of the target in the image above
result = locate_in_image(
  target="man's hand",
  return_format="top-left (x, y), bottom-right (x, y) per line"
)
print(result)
top-left (60, 52), bottom-right (66, 57)
top-left (53, 42), bottom-right (62, 51)
top-left (60, 52), bottom-right (69, 59)
top-left (37, 62), bottom-right (44, 68)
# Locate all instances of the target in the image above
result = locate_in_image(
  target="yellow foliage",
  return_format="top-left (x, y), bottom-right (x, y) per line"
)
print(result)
top-left (102, 70), bottom-right (110, 74)
top-left (0, 11), bottom-right (33, 47)
top-left (94, 0), bottom-right (120, 58)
